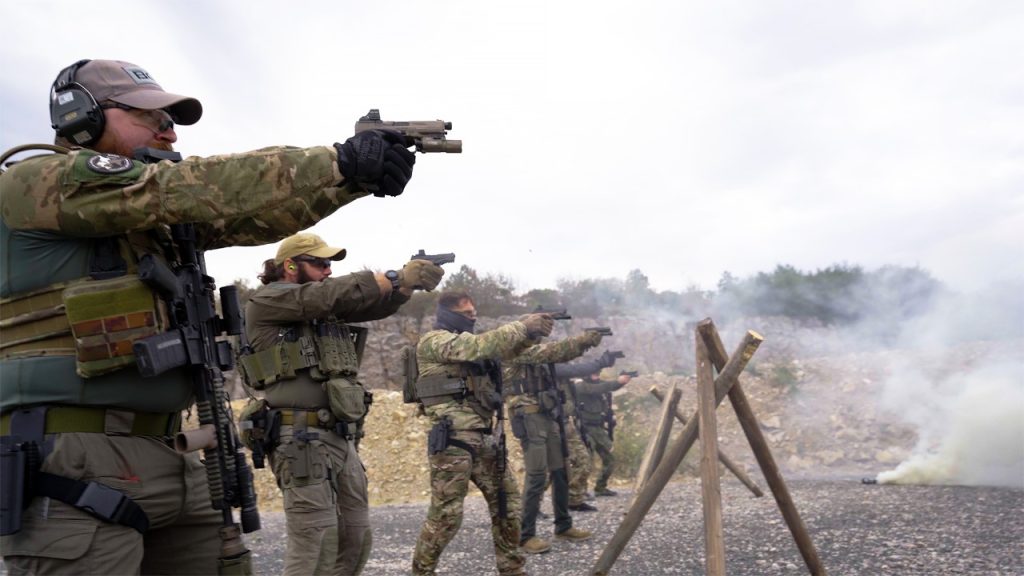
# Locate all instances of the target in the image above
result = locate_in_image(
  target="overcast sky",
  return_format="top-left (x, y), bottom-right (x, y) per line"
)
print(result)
top-left (3, 0), bottom-right (1022, 294)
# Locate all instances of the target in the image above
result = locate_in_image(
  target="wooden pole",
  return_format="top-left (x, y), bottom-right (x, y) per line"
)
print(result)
top-left (698, 321), bottom-right (826, 576)
top-left (633, 383), bottom-right (681, 496)
top-left (697, 335), bottom-right (726, 576)
top-left (591, 327), bottom-right (763, 575)
top-left (651, 387), bottom-right (763, 497)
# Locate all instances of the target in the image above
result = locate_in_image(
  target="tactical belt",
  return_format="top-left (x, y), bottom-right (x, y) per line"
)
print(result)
top-left (516, 405), bottom-right (542, 415)
top-left (277, 409), bottom-right (362, 440)
top-left (36, 472), bottom-right (149, 533)
top-left (0, 406), bottom-right (176, 437)
top-left (278, 408), bottom-right (336, 430)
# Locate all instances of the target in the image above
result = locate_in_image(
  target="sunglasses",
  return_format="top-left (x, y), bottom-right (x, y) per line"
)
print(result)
top-left (293, 255), bottom-right (333, 270)
top-left (101, 102), bottom-right (175, 133)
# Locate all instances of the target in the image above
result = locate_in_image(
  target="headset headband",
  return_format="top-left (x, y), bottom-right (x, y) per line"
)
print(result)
top-left (54, 59), bottom-right (92, 91)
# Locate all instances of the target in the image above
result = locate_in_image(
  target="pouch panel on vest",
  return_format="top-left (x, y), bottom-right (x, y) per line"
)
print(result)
top-left (415, 374), bottom-right (468, 407)
top-left (313, 321), bottom-right (363, 378)
top-left (239, 340), bottom-right (316, 390)
top-left (507, 364), bottom-right (551, 395)
top-left (0, 283), bottom-right (75, 359)
top-left (62, 276), bottom-right (166, 378)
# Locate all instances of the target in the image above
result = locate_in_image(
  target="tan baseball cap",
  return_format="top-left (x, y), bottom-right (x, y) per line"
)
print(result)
top-left (75, 60), bottom-right (203, 125)
top-left (274, 233), bottom-right (347, 265)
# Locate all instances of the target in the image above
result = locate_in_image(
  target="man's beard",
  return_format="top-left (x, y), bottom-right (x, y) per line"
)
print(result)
top-left (297, 267), bottom-right (317, 284)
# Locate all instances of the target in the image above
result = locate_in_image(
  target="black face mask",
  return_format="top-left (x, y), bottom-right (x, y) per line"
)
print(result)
top-left (434, 306), bottom-right (476, 334)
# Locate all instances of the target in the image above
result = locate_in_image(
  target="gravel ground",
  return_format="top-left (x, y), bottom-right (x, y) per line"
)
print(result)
top-left (246, 478), bottom-right (1024, 575)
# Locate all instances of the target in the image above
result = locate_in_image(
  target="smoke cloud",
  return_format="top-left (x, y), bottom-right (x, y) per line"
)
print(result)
top-left (877, 359), bottom-right (1024, 487)
top-left (875, 280), bottom-right (1024, 487)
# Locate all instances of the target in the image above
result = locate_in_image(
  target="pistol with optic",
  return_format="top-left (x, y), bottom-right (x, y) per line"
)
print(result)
top-left (355, 109), bottom-right (461, 153)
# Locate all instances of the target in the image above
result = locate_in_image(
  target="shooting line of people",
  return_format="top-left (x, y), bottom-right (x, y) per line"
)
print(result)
top-left (2, 56), bottom-right (828, 576)
top-left (0, 59), bottom-right (637, 576)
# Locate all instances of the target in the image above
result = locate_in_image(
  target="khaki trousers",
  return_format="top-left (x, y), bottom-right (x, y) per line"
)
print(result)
top-left (1, 433), bottom-right (223, 575)
top-left (269, 423), bottom-right (370, 576)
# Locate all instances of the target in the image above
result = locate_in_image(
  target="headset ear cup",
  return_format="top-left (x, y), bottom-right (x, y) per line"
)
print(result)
top-left (50, 60), bottom-right (103, 146)
top-left (51, 85), bottom-right (105, 146)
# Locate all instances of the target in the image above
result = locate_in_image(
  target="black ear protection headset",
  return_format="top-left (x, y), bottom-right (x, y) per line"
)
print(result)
top-left (50, 59), bottom-right (105, 146)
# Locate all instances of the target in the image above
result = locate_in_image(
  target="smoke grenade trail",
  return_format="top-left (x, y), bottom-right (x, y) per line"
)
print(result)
top-left (875, 360), bottom-right (1024, 487)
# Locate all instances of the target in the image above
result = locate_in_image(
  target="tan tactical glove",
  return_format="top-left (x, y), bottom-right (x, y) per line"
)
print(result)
top-left (582, 329), bottom-right (604, 347)
top-left (520, 313), bottom-right (554, 339)
top-left (401, 259), bottom-right (445, 291)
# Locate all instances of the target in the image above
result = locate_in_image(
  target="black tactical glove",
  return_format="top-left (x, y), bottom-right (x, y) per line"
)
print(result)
top-left (599, 350), bottom-right (618, 368)
top-left (335, 130), bottom-right (415, 197)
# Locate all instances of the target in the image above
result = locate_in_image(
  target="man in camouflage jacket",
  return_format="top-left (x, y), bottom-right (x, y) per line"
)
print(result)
top-left (0, 59), bottom-right (414, 575)
top-left (242, 232), bottom-right (443, 575)
top-left (411, 291), bottom-right (554, 576)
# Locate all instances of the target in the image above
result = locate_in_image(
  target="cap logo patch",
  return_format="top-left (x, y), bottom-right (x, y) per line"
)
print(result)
top-left (122, 66), bottom-right (158, 86)
top-left (87, 153), bottom-right (134, 174)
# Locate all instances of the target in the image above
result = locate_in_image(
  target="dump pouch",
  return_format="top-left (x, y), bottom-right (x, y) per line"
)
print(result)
top-left (324, 376), bottom-right (368, 423)
top-left (62, 275), bottom-right (166, 378)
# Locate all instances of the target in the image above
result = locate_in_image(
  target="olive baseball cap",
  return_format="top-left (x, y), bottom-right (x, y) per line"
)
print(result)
top-left (75, 59), bottom-right (203, 125)
top-left (274, 233), bottom-right (347, 265)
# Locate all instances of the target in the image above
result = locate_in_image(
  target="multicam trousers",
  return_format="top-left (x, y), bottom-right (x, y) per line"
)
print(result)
top-left (412, 430), bottom-right (524, 576)
top-left (566, 424), bottom-right (593, 506)
top-left (582, 424), bottom-right (615, 492)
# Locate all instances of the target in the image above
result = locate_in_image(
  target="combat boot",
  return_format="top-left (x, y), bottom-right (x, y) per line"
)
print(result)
top-left (520, 537), bottom-right (552, 554)
top-left (594, 488), bottom-right (618, 497)
top-left (555, 527), bottom-right (593, 541)
top-left (568, 502), bottom-right (598, 512)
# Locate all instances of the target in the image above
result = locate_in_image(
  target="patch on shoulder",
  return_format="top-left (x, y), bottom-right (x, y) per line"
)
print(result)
top-left (86, 153), bottom-right (134, 174)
